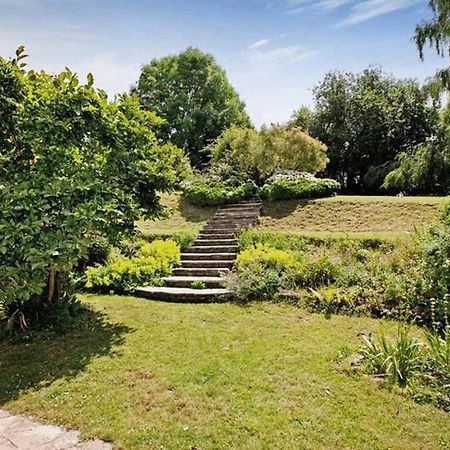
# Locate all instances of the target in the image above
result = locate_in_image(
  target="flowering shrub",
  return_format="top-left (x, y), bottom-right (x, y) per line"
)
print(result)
top-left (260, 172), bottom-right (340, 201)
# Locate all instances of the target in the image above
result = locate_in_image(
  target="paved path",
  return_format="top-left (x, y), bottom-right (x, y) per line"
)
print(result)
top-left (0, 410), bottom-right (112, 450)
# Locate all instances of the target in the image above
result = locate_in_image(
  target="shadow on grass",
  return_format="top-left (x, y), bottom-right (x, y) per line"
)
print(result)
top-left (261, 199), bottom-right (309, 219)
top-left (178, 196), bottom-right (217, 223)
top-left (0, 307), bottom-right (132, 405)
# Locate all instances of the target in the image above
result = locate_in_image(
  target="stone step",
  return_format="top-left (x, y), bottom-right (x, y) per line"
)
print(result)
top-left (205, 222), bottom-right (253, 228)
top-left (199, 232), bottom-right (236, 239)
top-left (201, 228), bottom-right (238, 234)
top-left (194, 238), bottom-right (236, 246)
top-left (164, 276), bottom-right (225, 289)
top-left (181, 252), bottom-right (236, 261)
top-left (173, 267), bottom-right (230, 277)
top-left (135, 286), bottom-right (230, 302)
top-left (181, 260), bottom-right (234, 269)
top-left (221, 202), bottom-right (261, 209)
top-left (215, 212), bottom-right (259, 217)
top-left (185, 245), bottom-right (238, 253)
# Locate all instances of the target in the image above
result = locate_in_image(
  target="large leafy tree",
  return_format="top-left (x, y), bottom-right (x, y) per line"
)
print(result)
top-left (136, 47), bottom-right (251, 168)
top-left (0, 48), bottom-right (186, 330)
top-left (415, 0), bottom-right (450, 88)
top-left (311, 68), bottom-right (437, 192)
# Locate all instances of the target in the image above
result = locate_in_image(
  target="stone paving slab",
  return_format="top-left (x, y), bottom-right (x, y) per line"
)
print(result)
top-left (0, 410), bottom-right (112, 450)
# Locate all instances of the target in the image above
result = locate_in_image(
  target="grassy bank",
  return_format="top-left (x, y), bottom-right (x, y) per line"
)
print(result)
top-left (138, 194), bottom-right (443, 240)
top-left (1, 295), bottom-right (449, 449)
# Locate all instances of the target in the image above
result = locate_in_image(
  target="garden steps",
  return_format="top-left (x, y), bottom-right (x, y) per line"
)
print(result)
top-left (163, 276), bottom-right (225, 288)
top-left (135, 200), bottom-right (261, 302)
top-left (136, 287), bottom-right (230, 302)
top-left (173, 267), bottom-right (230, 277)
top-left (181, 260), bottom-right (234, 269)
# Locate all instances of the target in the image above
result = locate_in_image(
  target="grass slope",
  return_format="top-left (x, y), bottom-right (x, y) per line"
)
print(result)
top-left (138, 194), bottom-right (443, 240)
top-left (137, 193), bottom-right (216, 236)
top-left (1, 295), bottom-right (449, 449)
top-left (259, 196), bottom-right (443, 240)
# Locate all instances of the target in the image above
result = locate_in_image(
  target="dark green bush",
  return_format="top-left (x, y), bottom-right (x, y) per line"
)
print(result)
top-left (259, 172), bottom-right (340, 201)
top-left (182, 178), bottom-right (257, 206)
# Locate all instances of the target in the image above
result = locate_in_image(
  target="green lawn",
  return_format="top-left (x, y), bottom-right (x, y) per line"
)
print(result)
top-left (138, 194), bottom-right (445, 240)
top-left (1, 295), bottom-right (449, 449)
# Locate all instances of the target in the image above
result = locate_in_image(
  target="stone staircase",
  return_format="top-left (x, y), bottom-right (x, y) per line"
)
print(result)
top-left (135, 201), bottom-right (261, 302)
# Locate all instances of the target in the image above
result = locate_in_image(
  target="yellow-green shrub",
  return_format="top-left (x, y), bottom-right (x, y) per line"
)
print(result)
top-left (85, 240), bottom-right (180, 293)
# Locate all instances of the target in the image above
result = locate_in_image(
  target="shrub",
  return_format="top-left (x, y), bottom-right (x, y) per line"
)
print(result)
top-left (85, 240), bottom-right (180, 293)
top-left (259, 172), bottom-right (340, 201)
top-left (0, 48), bottom-right (187, 333)
top-left (227, 244), bottom-right (300, 301)
top-left (171, 232), bottom-right (197, 251)
top-left (182, 177), bottom-right (257, 206)
top-left (417, 225), bottom-right (450, 330)
top-left (210, 125), bottom-right (328, 184)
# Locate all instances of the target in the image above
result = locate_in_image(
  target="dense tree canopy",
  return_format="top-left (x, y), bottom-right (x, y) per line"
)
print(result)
top-left (137, 47), bottom-right (251, 168)
top-left (310, 68), bottom-right (438, 192)
top-left (0, 48), bottom-right (186, 330)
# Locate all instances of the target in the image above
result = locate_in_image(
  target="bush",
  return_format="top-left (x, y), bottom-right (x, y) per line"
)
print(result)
top-left (210, 125), bottom-right (328, 185)
top-left (85, 240), bottom-right (180, 293)
top-left (259, 172), bottom-right (340, 201)
top-left (171, 232), bottom-right (197, 251)
top-left (182, 177), bottom-right (257, 206)
top-left (227, 244), bottom-right (300, 301)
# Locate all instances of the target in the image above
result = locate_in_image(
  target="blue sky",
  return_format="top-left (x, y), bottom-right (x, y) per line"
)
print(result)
top-left (0, 0), bottom-right (444, 126)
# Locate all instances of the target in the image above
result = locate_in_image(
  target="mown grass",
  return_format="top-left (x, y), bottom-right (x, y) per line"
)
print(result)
top-left (258, 196), bottom-right (443, 239)
top-left (1, 295), bottom-right (449, 449)
top-left (137, 192), bottom-right (216, 236)
top-left (138, 194), bottom-right (444, 240)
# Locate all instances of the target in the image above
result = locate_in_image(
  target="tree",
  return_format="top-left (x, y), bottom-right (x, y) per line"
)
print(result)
top-left (288, 105), bottom-right (314, 132)
top-left (0, 48), bottom-right (187, 331)
top-left (310, 68), bottom-right (437, 192)
top-left (415, 0), bottom-right (450, 88)
top-left (210, 125), bottom-right (328, 185)
top-left (136, 47), bottom-right (251, 168)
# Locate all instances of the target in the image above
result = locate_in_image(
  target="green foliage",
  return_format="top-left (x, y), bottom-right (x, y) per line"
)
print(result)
top-left (190, 280), bottom-right (206, 289)
top-left (0, 48), bottom-right (186, 331)
top-left (383, 127), bottom-right (450, 195)
top-left (235, 230), bottom-right (417, 319)
top-left (171, 232), bottom-right (197, 251)
top-left (425, 328), bottom-right (450, 373)
top-left (415, 0), bottom-right (450, 89)
top-left (137, 47), bottom-right (251, 168)
top-left (259, 172), bottom-right (340, 201)
top-left (210, 125), bottom-right (328, 184)
top-left (227, 244), bottom-right (300, 301)
top-left (182, 176), bottom-right (257, 206)
top-left (288, 105), bottom-right (314, 132)
top-left (311, 68), bottom-right (437, 193)
top-left (417, 225), bottom-right (450, 330)
top-left (359, 326), bottom-right (450, 410)
top-left (361, 327), bottom-right (422, 388)
top-left (85, 240), bottom-right (180, 293)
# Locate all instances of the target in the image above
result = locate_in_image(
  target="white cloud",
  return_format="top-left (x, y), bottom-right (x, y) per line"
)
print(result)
top-left (250, 45), bottom-right (317, 63)
top-left (336, 0), bottom-right (419, 27)
top-left (319, 0), bottom-right (354, 10)
top-left (248, 39), bottom-right (270, 50)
